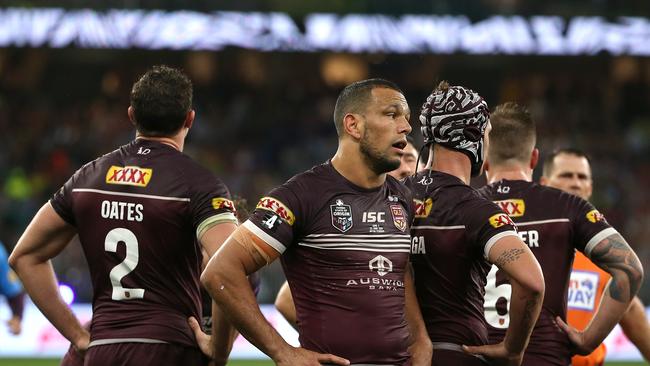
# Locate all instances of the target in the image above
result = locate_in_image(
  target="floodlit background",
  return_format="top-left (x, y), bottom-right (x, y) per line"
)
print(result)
top-left (0, 1), bottom-right (649, 364)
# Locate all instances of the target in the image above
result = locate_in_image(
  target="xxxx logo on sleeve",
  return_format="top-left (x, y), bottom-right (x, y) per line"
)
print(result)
top-left (493, 199), bottom-right (525, 217)
top-left (106, 166), bottom-right (152, 187)
top-left (256, 197), bottom-right (295, 225)
top-left (212, 197), bottom-right (235, 211)
top-left (489, 213), bottom-right (516, 229)
top-left (413, 198), bottom-right (433, 218)
top-left (586, 209), bottom-right (606, 223)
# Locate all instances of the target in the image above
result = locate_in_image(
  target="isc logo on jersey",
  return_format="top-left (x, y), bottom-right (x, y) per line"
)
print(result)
top-left (106, 166), bottom-right (152, 187)
top-left (256, 197), bottom-right (295, 225)
top-left (568, 271), bottom-right (599, 311)
top-left (489, 213), bottom-right (516, 228)
top-left (493, 199), bottom-right (525, 217)
top-left (413, 198), bottom-right (433, 218)
top-left (212, 198), bottom-right (235, 211)
top-left (586, 209), bottom-right (606, 223)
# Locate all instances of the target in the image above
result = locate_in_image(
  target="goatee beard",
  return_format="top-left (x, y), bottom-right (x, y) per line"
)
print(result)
top-left (360, 138), bottom-right (401, 175)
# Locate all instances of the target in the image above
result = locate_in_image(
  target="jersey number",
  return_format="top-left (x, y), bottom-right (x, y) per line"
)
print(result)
top-left (484, 265), bottom-right (511, 329)
top-left (104, 228), bottom-right (145, 301)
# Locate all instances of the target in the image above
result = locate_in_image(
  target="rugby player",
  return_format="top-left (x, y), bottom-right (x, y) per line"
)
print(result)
top-left (273, 137), bottom-right (419, 328)
top-left (200, 78), bottom-right (432, 365)
top-left (410, 82), bottom-right (544, 366)
top-left (10, 65), bottom-right (238, 365)
top-left (480, 103), bottom-right (644, 366)
top-left (541, 148), bottom-right (650, 365)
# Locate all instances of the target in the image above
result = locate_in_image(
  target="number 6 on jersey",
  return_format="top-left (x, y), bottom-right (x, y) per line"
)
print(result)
top-left (105, 228), bottom-right (145, 301)
top-left (484, 265), bottom-right (511, 328)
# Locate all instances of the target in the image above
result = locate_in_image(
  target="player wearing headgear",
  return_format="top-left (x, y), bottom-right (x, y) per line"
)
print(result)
top-left (480, 103), bottom-right (643, 366)
top-left (408, 82), bottom-right (544, 366)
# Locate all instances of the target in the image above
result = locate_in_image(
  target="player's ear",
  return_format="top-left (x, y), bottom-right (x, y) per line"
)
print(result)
top-left (530, 148), bottom-right (539, 170)
top-left (127, 106), bottom-right (137, 126)
top-left (343, 113), bottom-right (362, 140)
top-left (184, 110), bottom-right (195, 130)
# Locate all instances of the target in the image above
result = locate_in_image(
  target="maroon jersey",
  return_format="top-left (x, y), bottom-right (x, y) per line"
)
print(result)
top-left (245, 162), bottom-right (413, 365)
top-left (478, 180), bottom-right (616, 365)
top-left (50, 139), bottom-right (237, 347)
top-left (406, 171), bottom-right (518, 348)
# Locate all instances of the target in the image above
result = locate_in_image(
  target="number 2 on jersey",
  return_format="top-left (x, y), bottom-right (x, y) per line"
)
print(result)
top-left (484, 265), bottom-right (511, 328)
top-left (104, 228), bottom-right (145, 301)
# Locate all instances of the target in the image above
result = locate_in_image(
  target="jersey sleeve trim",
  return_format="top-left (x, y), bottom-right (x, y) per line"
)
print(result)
top-left (584, 227), bottom-right (619, 259)
top-left (484, 230), bottom-right (519, 260)
top-left (242, 220), bottom-right (286, 254)
top-left (196, 212), bottom-right (238, 240)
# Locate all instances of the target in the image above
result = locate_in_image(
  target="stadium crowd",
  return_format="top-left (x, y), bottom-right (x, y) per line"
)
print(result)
top-left (1, 49), bottom-right (650, 305)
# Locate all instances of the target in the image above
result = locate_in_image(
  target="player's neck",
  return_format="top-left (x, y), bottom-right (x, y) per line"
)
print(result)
top-left (331, 146), bottom-right (386, 189)
top-left (135, 133), bottom-right (184, 152)
top-left (486, 166), bottom-right (532, 184)
top-left (426, 147), bottom-right (471, 185)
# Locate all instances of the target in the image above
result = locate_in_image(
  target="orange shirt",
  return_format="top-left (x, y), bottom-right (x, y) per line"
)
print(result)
top-left (568, 251), bottom-right (610, 366)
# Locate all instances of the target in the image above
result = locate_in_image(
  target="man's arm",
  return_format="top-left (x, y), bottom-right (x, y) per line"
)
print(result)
top-left (201, 224), bottom-right (349, 366)
top-left (619, 296), bottom-right (650, 361)
top-left (464, 236), bottom-right (545, 366)
top-left (8, 202), bottom-right (89, 351)
top-left (557, 233), bottom-right (644, 355)
top-left (275, 281), bottom-right (297, 329)
top-left (404, 263), bottom-right (433, 366)
top-left (198, 222), bottom-right (238, 366)
top-left (6, 292), bottom-right (25, 335)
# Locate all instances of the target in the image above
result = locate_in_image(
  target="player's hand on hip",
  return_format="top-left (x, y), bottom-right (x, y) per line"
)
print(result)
top-left (188, 316), bottom-right (213, 358)
top-left (275, 346), bottom-right (350, 366)
top-left (7, 315), bottom-right (21, 335)
top-left (555, 316), bottom-right (593, 355)
top-left (462, 342), bottom-right (522, 366)
top-left (73, 329), bottom-right (90, 356)
top-left (408, 338), bottom-right (433, 366)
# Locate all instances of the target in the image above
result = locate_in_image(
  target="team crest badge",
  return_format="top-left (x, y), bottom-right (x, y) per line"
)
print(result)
top-left (331, 199), bottom-right (353, 232)
top-left (390, 204), bottom-right (407, 232)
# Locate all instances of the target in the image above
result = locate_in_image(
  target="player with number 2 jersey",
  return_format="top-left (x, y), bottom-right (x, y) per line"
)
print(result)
top-left (10, 66), bottom-right (239, 366)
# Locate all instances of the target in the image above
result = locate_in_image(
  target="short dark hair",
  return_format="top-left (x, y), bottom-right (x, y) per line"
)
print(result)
top-left (130, 65), bottom-right (193, 137)
top-left (542, 148), bottom-right (592, 177)
top-left (333, 78), bottom-right (403, 137)
top-left (488, 102), bottom-right (536, 165)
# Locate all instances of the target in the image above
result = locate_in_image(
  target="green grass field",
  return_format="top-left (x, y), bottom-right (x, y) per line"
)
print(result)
top-left (0, 360), bottom-right (646, 366)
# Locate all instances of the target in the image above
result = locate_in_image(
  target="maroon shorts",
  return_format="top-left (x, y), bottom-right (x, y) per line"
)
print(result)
top-left (83, 342), bottom-right (208, 366)
top-left (432, 349), bottom-right (489, 366)
top-left (60, 345), bottom-right (83, 366)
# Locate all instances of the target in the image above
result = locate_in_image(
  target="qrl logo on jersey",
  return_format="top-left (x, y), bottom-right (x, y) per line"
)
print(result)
top-left (413, 198), bottom-right (433, 218)
top-left (212, 198), bottom-right (235, 211)
top-left (568, 271), bottom-right (599, 311)
top-left (106, 166), bottom-right (152, 187)
top-left (256, 197), bottom-right (295, 225)
top-left (586, 209), bottom-right (605, 223)
top-left (489, 213), bottom-right (515, 229)
top-left (390, 204), bottom-right (407, 232)
top-left (494, 199), bottom-right (525, 217)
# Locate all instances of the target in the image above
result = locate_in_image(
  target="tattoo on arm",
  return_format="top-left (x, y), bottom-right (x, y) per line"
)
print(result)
top-left (494, 248), bottom-right (526, 267)
top-left (590, 234), bottom-right (643, 302)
